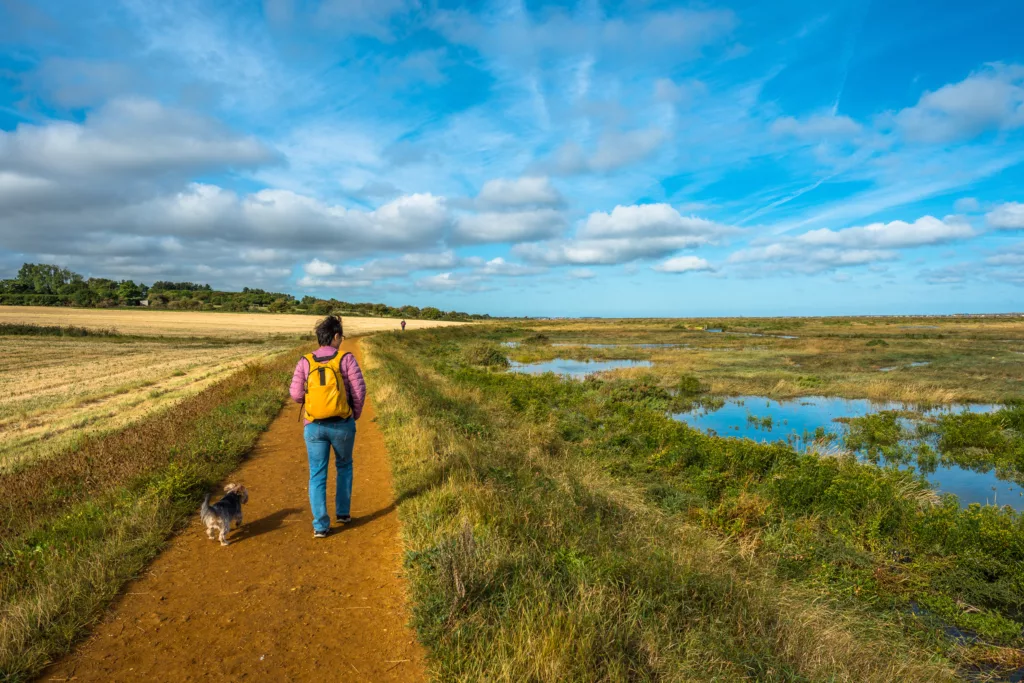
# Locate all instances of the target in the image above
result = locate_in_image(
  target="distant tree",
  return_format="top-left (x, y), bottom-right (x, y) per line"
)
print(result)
top-left (72, 289), bottom-right (97, 307)
top-left (268, 298), bottom-right (292, 313)
top-left (117, 280), bottom-right (144, 305)
top-left (0, 263), bottom-right (490, 319)
top-left (17, 263), bottom-right (81, 294)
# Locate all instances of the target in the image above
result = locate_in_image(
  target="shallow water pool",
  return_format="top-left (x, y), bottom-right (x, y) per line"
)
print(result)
top-left (509, 358), bottom-right (653, 378)
top-left (673, 396), bottom-right (1016, 509)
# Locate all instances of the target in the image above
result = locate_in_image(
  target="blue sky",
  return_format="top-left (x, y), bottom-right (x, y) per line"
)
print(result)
top-left (1, 0), bottom-right (1023, 316)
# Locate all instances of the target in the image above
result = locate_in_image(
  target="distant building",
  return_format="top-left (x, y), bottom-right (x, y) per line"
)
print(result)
top-left (139, 299), bottom-right (150, 307)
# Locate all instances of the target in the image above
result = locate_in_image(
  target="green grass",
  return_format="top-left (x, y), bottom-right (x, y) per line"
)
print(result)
top-left (366, 327), bottom-right (979, 681)
top-left (0, 347), bottom-right (300, 682)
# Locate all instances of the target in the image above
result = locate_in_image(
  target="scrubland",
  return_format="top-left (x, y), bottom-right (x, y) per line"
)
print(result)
top-left (366, 319), bottom-right (1024, 682)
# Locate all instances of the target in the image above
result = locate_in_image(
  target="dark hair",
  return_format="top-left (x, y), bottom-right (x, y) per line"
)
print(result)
top-left (315, 315), bottom-right (343, 346)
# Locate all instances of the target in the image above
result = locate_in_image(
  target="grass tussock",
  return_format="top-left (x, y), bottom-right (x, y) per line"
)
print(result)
top-left (365, 328), bottom-right (961, 681)
top-left (0, 347), bottom-right (300, 682)
top-left (461, 342), bottom-right (511, 368)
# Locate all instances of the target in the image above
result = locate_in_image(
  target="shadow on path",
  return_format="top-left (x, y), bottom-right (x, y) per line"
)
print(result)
top-left (339, 502), bottom-right (396, 533)
top-left (231, 507), bottom-right (302, 544)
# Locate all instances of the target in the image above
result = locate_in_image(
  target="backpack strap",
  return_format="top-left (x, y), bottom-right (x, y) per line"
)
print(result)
top-left (339, 352), bottom-right (354, 408)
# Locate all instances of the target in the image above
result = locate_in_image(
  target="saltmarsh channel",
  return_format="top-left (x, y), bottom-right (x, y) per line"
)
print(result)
top-left (374, 318), bottom-right (1024, 681)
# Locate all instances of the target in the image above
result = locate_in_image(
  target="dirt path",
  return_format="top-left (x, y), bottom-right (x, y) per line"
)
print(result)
top-left (43, 339), bottom-right (427, 682)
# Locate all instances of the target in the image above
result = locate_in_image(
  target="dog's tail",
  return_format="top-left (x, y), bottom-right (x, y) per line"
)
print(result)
top-left (201, 492), bottom-right (211, 518)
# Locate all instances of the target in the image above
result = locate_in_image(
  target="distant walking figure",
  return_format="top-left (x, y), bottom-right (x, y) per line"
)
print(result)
top-left (290, 316), bottom-right (366, 538)
top-left (400, 319), bottom-right (407, 331)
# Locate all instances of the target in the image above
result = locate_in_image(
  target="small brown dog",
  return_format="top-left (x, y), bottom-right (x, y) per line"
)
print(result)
top-left (200, 483), bottom-right (248, 545)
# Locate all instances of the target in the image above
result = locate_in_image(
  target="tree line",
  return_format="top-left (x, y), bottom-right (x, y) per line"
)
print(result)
top-left (0, 263), bottom-right (490, 321)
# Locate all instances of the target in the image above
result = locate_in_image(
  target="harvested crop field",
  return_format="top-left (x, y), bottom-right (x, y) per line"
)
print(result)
top-left (0, 306), bottom-right (467, 339)
top-left (0, 335), bottom-right (287, 470)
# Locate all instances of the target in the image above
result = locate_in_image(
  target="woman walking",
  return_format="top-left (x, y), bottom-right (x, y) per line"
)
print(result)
top-left (289, 316), bottom-right (366, 538)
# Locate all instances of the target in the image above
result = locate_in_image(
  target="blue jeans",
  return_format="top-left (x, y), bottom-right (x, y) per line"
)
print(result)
top-left (303, 417), bottom-right (356, 533)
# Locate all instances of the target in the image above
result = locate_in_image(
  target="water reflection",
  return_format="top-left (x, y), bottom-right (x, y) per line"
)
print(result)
top-left (509, 358), bottom-right (653, 378)
top-left (672, 396), bottom-right (1015, 509)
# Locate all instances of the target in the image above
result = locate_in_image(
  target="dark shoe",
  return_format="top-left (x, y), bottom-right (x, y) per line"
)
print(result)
top-left (313, 529), bottom-right (329, 539)
top-left (336, 515), bottom-right (351, 525)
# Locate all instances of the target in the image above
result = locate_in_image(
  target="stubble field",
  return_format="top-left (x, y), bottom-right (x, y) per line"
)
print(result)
top-left (0, 336), bottom-right (286, 471)
top-left (0, 306), bottom-right (466, 338)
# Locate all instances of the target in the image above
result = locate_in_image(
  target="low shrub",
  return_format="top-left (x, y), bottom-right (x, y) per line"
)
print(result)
top-left (461, 343), bottom-right (510, 368)
top-left (677, 373), bottom-right (706, 395)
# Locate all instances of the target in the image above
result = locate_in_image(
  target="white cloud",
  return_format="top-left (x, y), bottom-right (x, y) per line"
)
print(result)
top-left (568, 268), bottom-right (596, 279)
top-left (296, 275), bottom-right (374, 289)
top-left (513, 204), bottom-right (732, 266)
top-left (794, 215), bottom-right (974, 249)
top-left (0, 183), bottom-right (451, 255)
top-left (453, 208), bottom-right (567, 244)
top-left (304, 258), bottom-right (336, 276)
top-left (652, 255), bottom-right (714, 273)
top-left (340, 251), bottom-right (461, 279)
top-left (549, 128), bottom-right (667, 175)
top-left (889, 63), bottom-right (1024, 143)
top-left (475, 257), bottom-right (546, 277)
top-left (770, 112), bottom-right (862, 139)
top-left (476, 176), bottom-right (562, 208)
top-left (580, 203), bottom-right (729, 239)
top-left (515, 236), bottom-right (712, 266)
top-left (986, 202), bottom-right (1024, 230)
top-left (729, 215), bottom-right (974, 274)
top-left (241, 248), bottom-right (283, 263)
top-left (416, 271), bottom-right (487, 292)
top-left (730, 244), bottom-right (897, 273)
top-left (0, 98), bottom-right (274, 180)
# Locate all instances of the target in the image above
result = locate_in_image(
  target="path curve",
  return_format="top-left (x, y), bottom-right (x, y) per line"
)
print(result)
top-left (43, 339), bottom-right (426, 682)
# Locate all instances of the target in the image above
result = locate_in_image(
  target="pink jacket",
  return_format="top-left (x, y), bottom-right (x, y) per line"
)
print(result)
top-left (290, 346), bottom-right (367, 423)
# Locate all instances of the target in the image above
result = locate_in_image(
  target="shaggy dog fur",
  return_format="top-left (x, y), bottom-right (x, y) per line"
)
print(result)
top-left (200, 483), bottom-right (248, 545)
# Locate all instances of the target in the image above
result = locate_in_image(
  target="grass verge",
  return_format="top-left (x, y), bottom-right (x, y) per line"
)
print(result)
top-left (0, 346), bottom-right (301, 682)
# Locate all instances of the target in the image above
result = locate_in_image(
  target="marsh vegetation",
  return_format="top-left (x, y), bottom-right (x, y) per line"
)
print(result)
top-left (368, 317), bottom-right (1024, 681)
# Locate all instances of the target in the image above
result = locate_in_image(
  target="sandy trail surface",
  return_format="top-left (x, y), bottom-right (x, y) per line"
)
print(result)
top-left (43, 339), bottom-right (427, 682)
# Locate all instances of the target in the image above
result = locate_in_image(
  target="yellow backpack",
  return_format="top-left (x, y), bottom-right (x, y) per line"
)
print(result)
top-left (303, 350), bottom-right (352, 421)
